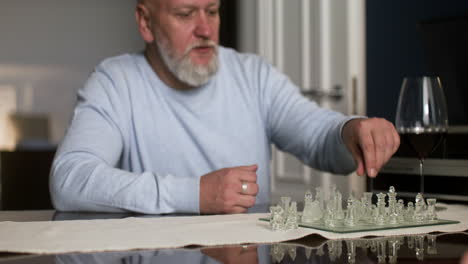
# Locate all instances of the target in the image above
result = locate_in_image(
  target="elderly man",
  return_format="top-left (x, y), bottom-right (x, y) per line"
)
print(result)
top-left (50, 0), bottom-right (399, 214)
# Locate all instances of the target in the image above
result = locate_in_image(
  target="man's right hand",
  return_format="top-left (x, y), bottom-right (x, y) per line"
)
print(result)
top-left (200, 164), bottom-right (259, 214)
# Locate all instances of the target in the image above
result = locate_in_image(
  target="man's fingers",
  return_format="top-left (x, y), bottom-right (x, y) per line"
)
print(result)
top-left (236, 194), bottom-right (256, 208)
top-left (359, 129), bottom-right (377, 177)
top-left (372, 129), bottom-right (387, 173)
top-left (237, 164), bottom-right (258, 172)
top-left (237, 169), bottom-right (257, 183)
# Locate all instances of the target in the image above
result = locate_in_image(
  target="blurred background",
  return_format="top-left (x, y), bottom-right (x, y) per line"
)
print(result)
top-left (0, 0), bottom-right (467, 210)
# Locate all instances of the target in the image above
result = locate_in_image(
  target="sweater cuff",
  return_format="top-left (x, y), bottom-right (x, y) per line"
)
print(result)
top-left (159, 175), bottom-right (200, 214)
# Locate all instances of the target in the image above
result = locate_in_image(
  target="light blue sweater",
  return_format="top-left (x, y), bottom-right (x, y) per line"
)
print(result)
top-left (50, 47), bottom-right (356, 214)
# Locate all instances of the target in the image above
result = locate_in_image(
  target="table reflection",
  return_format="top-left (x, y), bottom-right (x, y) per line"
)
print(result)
top-left (51, 232), bottom-right (467, 264)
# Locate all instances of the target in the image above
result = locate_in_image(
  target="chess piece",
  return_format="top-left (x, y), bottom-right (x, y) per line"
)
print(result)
top-left (426, 198), bottom-right (437, 221)
top-left (301, 190), bottom-right (316, 223)
top-left (285, 202), bottom-right (298, 230)
top-left (345, 196), bottom-right (357, 226)
top-left (414, 193), bottom-right (426, 222)
top-left (406, 202), bottom-right (415, 222)
top-left (397, 199), bottom-right (405, 223)
top-left (387, 186), bottom-right (398, 224)
top-left (361, 192), bottom-right (373, 223)
top-left (287, 245), bottom-right (297, 261)
top-left (376, 193), bottom-right (387, 225)
top-left (270, 206), bottom-right (284, 231)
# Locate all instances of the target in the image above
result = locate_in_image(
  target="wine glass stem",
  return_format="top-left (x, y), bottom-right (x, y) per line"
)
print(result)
top-left (419, 159), bottom-right (424, 195)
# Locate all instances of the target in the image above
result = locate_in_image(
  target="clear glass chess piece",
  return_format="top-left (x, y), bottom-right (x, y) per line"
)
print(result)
top-left (414, 193), bottom-right (426, 222)
top-left (376, 193), bottom-right (387, 225)
top-left (287, 245), bottom-right (297, 261)
top-left (426, 198), bottom-right (437, 221)
top-left (387, 186), bottom-right (398, 224)
top-left (301, 190), bottom-right (316, 223)
top-left (406, 202), bottom-right (415, 222)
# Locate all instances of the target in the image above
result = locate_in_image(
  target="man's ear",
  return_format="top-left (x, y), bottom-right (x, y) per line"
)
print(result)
top-left (135, 4), bottom-right (155, 43)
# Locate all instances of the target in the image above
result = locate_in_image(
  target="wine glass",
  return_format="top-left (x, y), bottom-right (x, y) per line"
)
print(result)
top-left (395, 76), bottom-right (448, 195)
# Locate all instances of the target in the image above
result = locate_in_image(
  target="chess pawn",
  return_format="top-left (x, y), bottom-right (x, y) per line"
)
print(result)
top-left (426, 198), bottom-right (437, 221)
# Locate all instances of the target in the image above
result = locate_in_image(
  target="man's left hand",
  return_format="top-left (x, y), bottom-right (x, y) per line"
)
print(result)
top-left (342, 118), bottom-right (400, 177)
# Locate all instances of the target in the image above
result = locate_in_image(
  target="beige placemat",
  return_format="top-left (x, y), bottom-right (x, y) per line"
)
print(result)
top-left (0, 203), bottom-right (467, 254)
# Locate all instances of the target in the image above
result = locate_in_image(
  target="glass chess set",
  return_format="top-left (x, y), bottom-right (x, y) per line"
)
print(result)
top-left (261, 186), bottom-right (459, 233)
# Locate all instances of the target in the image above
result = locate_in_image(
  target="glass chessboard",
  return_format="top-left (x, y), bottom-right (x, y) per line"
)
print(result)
top-left (262, 186), bottom-right (459, 233)
top-left (260, 216), bottom-right (459, 234)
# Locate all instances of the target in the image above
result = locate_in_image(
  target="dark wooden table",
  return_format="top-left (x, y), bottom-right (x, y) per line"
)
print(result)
top-left (0, 210), bottom-right (467, 264)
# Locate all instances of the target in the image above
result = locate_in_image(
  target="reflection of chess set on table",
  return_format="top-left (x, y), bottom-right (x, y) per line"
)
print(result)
top-left (261, 186), bottom-right (459, 233)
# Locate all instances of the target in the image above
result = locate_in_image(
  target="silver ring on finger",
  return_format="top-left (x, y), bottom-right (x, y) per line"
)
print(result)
top-left (241, 181), bottom-right (248, 194)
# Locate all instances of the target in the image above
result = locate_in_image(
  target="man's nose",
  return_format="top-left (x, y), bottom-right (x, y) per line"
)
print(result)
top-left (194, 12), bottom-right (213, 39)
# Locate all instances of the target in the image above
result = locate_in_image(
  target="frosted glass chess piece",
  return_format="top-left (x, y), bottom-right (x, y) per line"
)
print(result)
top-left (426, 198), bottom-right (437, 221)
top-left (397, 199), bottom-right (405, 223)
top-left (305, 247), bottom-right (312, 260)
top-left (387, 186), bottom-right (398, 224)
top-left (301, 190), bottom-right (316, 223)
top-left (270, 206), bottom-right (284, 231)
top-left (376, 193), bottom-right (387, 225)
top-left (280, 196), bottom-right (291, 216)
top-left (345, 196), bottom-right (357, 226)
top-left (414, 193), bottom-right (426, 222)
top-left (285, 202), bottom-right (298, 230)
top-left (334, 191), bottom-right (345, 220)
top-left (315, 187), bottom-right (324, 211)
top-left (406, 202), bottom-right (415, 222)
top-left (361, 192), bottom-right (373, 223)
top-left (307, 199), bottom-right (323, 223)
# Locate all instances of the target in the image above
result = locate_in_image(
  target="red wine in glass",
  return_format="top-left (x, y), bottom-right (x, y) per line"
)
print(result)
top-left (395, 77), bottom-right (449, 195)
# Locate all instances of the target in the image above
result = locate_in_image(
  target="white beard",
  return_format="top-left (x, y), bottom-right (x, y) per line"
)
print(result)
top-left (156, 37), bottom-right (219, 87)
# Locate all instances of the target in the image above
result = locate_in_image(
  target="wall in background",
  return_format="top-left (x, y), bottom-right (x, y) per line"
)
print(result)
top-left (366, 0), bottom-right (468, 122)
top-left (0, 0), bottom-right (143, 146)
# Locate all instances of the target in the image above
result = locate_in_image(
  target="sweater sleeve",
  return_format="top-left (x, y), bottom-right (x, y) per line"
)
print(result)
top-left (257, 59), bottom-right (357, 174)
top-left (50, 67), bottom-right (199, 214)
